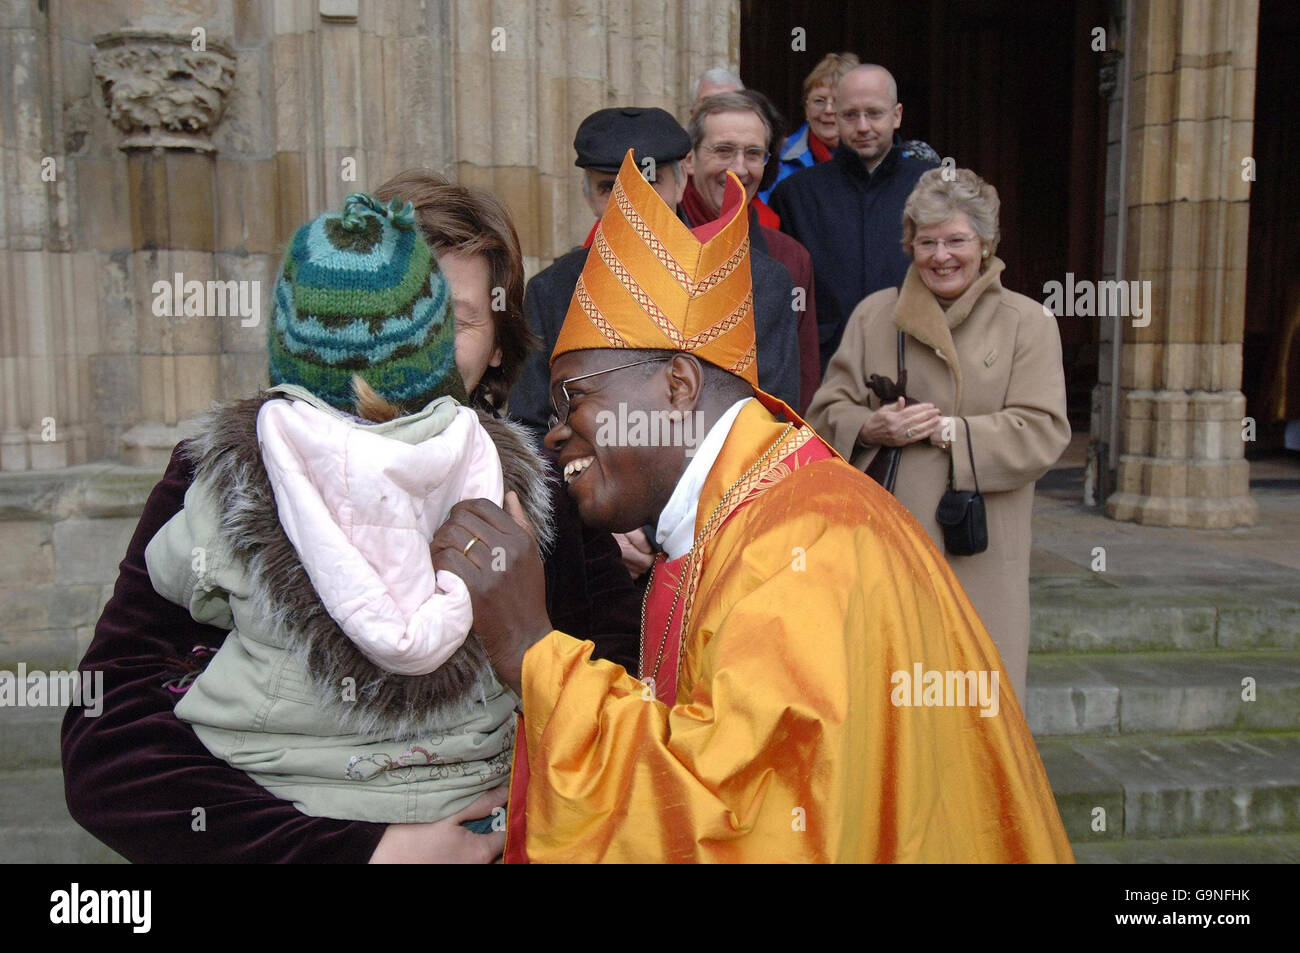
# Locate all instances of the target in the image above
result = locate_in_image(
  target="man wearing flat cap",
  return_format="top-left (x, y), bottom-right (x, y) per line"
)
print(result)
top-left (432, 154), bottom-right (1074, 863)
top-left (510, 106), bottom-right (800, 438)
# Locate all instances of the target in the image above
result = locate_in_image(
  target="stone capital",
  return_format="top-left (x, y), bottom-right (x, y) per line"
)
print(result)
top-left (92, 30), bottom-right (236, 154)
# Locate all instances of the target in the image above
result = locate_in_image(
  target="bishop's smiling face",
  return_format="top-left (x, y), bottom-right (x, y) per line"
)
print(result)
top-left (543, 349), bottom-right (684, 533)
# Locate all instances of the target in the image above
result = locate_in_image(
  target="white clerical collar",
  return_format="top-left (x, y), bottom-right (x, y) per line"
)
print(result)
top-left (655, 398), bottom-right (753, 561)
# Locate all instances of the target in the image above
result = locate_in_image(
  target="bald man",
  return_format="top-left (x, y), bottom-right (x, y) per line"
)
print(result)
top-left (769, 65), bottom-right (938, 372)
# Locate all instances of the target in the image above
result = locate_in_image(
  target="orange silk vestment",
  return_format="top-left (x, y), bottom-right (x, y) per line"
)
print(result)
top-left (508, 398), bottom-right (1074, 863)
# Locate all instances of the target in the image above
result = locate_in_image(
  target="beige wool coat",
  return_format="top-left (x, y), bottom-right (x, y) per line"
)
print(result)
top-left (807, 258), bottom-right (1070, 700)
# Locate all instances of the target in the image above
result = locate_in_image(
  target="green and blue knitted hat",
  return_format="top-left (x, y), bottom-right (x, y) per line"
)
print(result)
top-left (269, 192), bottom-right (467, 411)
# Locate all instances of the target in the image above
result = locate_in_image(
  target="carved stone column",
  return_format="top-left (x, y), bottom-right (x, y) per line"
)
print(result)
top-left (92, 29), bottom-right (236, 466)
top-left (1106, 0), bottom-right (1259, 528)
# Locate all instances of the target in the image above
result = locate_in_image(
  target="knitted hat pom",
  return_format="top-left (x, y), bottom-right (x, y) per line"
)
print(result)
top-left (269, 192), bottom-right (467, 412)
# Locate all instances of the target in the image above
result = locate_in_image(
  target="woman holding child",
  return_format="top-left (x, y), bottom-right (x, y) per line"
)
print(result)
top-left (61, 174), bottom-right (640, 863)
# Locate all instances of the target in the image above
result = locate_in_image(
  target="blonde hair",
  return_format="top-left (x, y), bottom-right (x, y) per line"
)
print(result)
top-left (901, 168), bottom-right (1001, 259)
top-left (351, 376), bottom-right (402, 423)
top-left (802, 52), bottom-right (860, 100)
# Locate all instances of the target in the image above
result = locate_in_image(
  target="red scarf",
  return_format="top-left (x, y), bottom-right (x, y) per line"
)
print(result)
top-left (809, 132), bottom-right (833, 164)
top-left (752, 195), bottom-right (780, 230)
top-left (681, 178), bottom-right (781, 231)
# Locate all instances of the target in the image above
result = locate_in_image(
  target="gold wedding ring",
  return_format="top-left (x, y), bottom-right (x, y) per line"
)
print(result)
top-left (463, 535), bottom-right (481, 556)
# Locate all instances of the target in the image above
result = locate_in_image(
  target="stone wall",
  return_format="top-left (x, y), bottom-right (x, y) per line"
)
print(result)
top-left (0, 465), bottom-right (158, 672)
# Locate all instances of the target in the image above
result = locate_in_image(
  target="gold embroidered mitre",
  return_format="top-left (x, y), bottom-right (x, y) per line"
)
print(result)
top-left (552, 150), bottom-right (758, 388)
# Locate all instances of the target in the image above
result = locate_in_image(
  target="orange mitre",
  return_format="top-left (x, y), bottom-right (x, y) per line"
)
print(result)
top-left (551, 150), bottom-right (758, 389)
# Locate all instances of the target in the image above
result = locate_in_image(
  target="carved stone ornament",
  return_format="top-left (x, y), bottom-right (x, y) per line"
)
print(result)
top-left (92, 30), bottom-right (236, 153)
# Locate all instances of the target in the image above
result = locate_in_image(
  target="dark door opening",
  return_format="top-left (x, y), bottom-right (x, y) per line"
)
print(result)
top-left (1244, 0), bottom-right (1300, 451)
top-left (740, 0), bottom-right (1108, 429)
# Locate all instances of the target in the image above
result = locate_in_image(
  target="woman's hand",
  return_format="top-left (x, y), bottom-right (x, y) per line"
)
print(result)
top-left (859, 398), bottom-right (942, 447)
top-left (369, 785), bottom-right (509, 863)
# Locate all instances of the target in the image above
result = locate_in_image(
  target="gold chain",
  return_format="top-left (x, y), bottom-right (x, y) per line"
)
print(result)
top-left (637, 423), bottom-right (797, 686)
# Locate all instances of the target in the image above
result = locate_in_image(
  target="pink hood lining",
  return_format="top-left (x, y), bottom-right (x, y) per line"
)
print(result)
top-left (257, 399), bottom-right (502, 676)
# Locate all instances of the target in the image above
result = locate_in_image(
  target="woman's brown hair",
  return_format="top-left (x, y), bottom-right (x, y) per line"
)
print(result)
top-left (374, 170), bottom-right (536, 411)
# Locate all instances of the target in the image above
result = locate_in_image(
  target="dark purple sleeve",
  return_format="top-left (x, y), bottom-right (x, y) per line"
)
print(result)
top-left (60, 445), bottom-right (386, 863)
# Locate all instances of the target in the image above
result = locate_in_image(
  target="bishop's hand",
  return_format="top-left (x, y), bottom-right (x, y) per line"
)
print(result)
top-left (430, 493), bottom-right (552, 695)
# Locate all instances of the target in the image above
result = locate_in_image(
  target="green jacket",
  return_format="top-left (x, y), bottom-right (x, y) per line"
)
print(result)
top-left (145, 386), bottom-right (553, 823)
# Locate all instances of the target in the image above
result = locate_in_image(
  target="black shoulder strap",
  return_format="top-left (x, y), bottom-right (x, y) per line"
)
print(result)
top-left (896, 329), bottom-right (907, 398)
top-left (947, 417), bottom-right (980, 494)
top-left (950, 417), bottom-right (978, 494)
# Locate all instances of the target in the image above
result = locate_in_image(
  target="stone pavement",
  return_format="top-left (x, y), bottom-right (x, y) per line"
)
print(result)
top-left (1026, 447), bottom-right (1300, 862)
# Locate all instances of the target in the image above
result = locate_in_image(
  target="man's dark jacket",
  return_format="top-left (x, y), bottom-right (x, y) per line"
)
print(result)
top-left (747, 214), bottom-right (819, 415)
top-left (769, 138), bottom-right (937, 374)
top-left (511, 220), bottom-right (802, 430)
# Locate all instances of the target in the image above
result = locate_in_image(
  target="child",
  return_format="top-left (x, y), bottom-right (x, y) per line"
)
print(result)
top-left (144, 193), bottom-right (552, 824)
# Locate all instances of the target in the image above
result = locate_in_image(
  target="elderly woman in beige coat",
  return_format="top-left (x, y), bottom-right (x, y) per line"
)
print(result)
top-left (807, 168), bottom-right (1070, 701)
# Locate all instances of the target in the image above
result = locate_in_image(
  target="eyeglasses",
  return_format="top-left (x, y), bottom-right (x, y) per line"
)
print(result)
top-left (838, 108), bottom-right (894, 123)
top-left (911, 234), bottom-right (978, 255)
top-left (548, 357), bottom-right (671, 430)
top-left (703, 143), bottom-right (770, 166)
top-left (807, 96), bottom-right (835, 111)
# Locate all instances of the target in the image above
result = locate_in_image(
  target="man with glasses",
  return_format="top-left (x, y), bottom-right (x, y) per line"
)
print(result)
top-left (681, 90), bottom-right (821, 415)
top-left (511, 105), bottom-right (799, 436)
top-left (769, 64), bottom-right (938, 375)
top-left (429, 153), bottom-right (1074, 863)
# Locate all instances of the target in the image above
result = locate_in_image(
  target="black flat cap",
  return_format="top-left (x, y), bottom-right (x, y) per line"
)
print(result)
top-left (574, 107), bottom-right (691, 171)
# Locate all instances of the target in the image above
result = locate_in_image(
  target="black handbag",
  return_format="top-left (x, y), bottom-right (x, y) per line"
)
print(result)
top-left (863, 330), bottom-right (907, 494)
top-left (935, 417), bottom-right (988, 556)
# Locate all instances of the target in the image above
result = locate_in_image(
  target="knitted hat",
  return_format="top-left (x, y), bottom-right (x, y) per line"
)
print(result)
top-left (269, 192), bottom-right (467, 412)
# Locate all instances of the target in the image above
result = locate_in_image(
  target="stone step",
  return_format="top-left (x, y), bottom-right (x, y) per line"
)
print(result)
top-left (0, 768), bottom-right (126, 863)
top-left (0, 697), bottom-right (70, 769)
top-left (1026, 651), bottom-right (1300, 736)
top-left (1041, 731), bottom-right (1300, 842)
top-left (1071, 831), bottom-right (1300, 863)
top-left (1030, 581), bottom-right (1300, 654)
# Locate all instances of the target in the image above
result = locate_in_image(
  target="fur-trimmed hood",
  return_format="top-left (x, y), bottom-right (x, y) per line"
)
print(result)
top-left (175, 391), bottom-right (555, 739)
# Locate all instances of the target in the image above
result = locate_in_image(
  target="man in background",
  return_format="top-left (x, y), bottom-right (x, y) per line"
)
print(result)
top-left (770, 64), bottom-right (937, 372)
top-left (692, 66), bottom-right (743, 103)
top-left (681, 91), bottom-right (821, 413)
